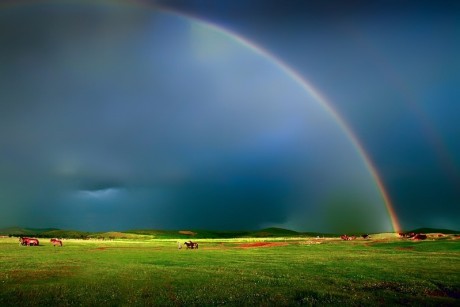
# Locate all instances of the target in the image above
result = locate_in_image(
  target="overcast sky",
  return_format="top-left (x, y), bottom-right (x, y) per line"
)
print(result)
top-left (0, 0), bottom-right (458, 232)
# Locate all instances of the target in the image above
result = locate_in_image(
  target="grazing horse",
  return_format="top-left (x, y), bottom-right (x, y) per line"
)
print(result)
top-left (399, 232), bottom-right (416, 238)
top-left (19, 237), bottom-right (27, 246)
top-left (340, 235), bottom-right (356, 241)
top-left (50, 238), bottom-right (63, 247)
top-left (412, 233), bottom-right (427, 240)
top-left (184, 241), bottom-right (199, 249)
top-left (19, 237), bottom-right (39, 246)
top-left (400, 232), bottom-right (429, 240)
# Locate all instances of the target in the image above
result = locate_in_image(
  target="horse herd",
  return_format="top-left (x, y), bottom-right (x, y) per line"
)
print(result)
top-left (340, 234), bottom-right (370, 241)
top-left (19, 237), bottom-right (63, 246)
top-left (18, 237), bottom-right (200, 250)
top-left (340, 233), bottom-right (428, 241)
top-left (17, 233), bottom-right (428, 248)
top-left (398, 232), bottom-right (427, 240)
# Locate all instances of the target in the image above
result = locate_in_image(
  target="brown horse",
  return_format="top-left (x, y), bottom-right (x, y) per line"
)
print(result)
top-left (50, 238), bottom-right (63, 247)
top-left (19, 237), bottom-right (28, 246)
top-left (399, 232), bottom-right (416, 238)
top-left (340, 235), bottom-right (356, 241)
top-left (184, 241), bottom-right (199, 249)
top-left (19, 237), bottom-right (39, 246)
top-left (412, 233), bottom-right (427, 240)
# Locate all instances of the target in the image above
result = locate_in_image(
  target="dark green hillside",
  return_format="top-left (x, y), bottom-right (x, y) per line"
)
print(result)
top-left (127, 227), bottom-right (305, 239)
top-left (125, 229), bottom-right (194, 239)
top-left (251, 227), bottom-right (299, 237)
top-left (0, 227), bottom-right (90, 239)
top-left (0, 227), bottom-right (27, 235)
top-left (42, 229), bottom-right (91, 239)
top-left (126, 229), bottom-right (252, 239)
top-left (409, 228), bottom-right (460, 234)
top-left (0, 227), bottom-right (59, 236)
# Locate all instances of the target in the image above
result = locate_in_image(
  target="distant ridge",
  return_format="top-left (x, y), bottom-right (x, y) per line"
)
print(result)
top-left (0, 227), bottom-right (90, 239)
top-left (252, 227), bottom-right (299, 237)
top-left (1, 226), bottom-right (307, 239)
top-left (0, 227), bottom-right (60, 235)
top-left (1, 226), bottom-right (458, 239)
top-left (409, 227), bottom-right (459, 234)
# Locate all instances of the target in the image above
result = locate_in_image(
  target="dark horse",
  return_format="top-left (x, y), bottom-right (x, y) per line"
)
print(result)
top-left (19, 237), bottom-right (39, 246)
top-left (184, 241), bottom-right (199, 249)
top-left (50, 238), bottom-right (63, 247)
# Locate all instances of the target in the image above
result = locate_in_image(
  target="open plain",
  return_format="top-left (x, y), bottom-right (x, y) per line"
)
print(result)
top-left (0, 234), bottom-right (459, 306)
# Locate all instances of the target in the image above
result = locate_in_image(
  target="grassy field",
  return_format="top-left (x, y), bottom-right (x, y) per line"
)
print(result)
top-left (0, 235), bottom-right (459, 306)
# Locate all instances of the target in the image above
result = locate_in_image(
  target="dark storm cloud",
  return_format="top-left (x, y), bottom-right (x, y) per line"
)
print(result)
top-left (3, 0), bottom-right (457, 232)
top-left (0, 1), bottom-right (394, 232)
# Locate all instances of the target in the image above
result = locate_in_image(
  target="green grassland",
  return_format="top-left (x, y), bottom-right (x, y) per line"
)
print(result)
top-left (0, 234), bottom-right (459, 306)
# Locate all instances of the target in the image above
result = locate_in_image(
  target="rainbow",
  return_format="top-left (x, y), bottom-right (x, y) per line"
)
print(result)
top-left (155, 6), bottom-right (402, 233)
top-left (0, 0), bottom-right (402, 232)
